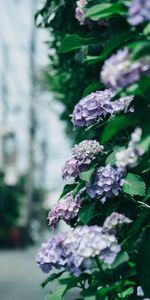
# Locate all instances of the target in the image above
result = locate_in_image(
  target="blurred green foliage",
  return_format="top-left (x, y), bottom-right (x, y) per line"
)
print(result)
top-left (0, 172), bottom-right (23, 246)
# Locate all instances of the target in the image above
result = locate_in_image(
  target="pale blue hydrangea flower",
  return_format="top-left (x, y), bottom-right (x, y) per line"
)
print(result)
top-left (103, 212), bottom-right (132, 234)
top-left (87, 165), bottom-right (124, 203)
top-left (137, 286), bottom-right (144, 297)
top-left (128, 0), bottom-right (150, 25)
top-left (101, 48), bottom-right (150, 89)
top-left (72, 140), bottom-right (104, 164)
top-left (36, 225), bottom-right (121, 275)
top-left (116, 128), bottom-right (144, 171)
top-left (62, 140), bottom-right (103, 180)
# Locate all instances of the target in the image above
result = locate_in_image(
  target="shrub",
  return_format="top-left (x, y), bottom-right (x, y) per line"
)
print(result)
top-left (36, 0), bottom-right (150, 299)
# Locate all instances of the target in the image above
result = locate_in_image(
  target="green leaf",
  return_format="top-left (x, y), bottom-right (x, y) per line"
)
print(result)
top-left (132, 41), bottom-right (150, 60)
top-left (138, 135), bottom-right (150, 153)
top-left (79, 167), bottom-right (95, 182)
top-left (145, 188), bottom-right (150, 201)
top-left (85, 3), bottom-right (127, 21)
top-left (79, 202), bottom-right (96, 224)
top-left (72, 181), bottom-right (85, 197)
top-left (60, 273), bottom-right (91, 296)
top-left (60, 34), bottom-right (99, 53)
top-left (128, 211), bottom-right (149, 239)
top-left (83, 82), bottom-right (102, 97)
top-left (59, 184), bottom-right (77, 199)
top-left (111, 252), bottom-right (129, 270)
top-left (41, 271), bottom-right (64, 289)
top-left (97, 283), bottom-right (120, 297)
top-left (81, 287), bottom-right (99, 297)
top-left (60, 277), bottom-right (79, 296)
top-left (100, 114), bottom-right (137, 144)
top-left (118, 287), bottom-right (134, 298)
top-left (86, 30), bottom-right (136, 64)
top-left (143, 22), bottom-right (150, 35)
top-left (130, 40), bottom-right (150, 60)
top-left (137, 229), bottom-right (150, 297)
top-left (46, 280), bottom-right (66, 300)
top-left (122, 173), bottom-right (146, 196)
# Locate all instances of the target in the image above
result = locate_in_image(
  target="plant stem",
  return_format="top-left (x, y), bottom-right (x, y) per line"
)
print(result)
top-left (137, 200), bottom-right (150, 208)
top-left (95, 256), bottom-right (108, 285)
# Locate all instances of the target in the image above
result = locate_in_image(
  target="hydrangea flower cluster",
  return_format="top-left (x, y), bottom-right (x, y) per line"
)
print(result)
top-left (101, 48), bottom-right (150, 89)
top-left (62, 140), bottom-right (103, 180)
top-left (128, 0), bottom-right (150, 25)
top-left (75, 0), bottom-right (87, 25)
top-left (137, 286), bottom-right (144, 297)
top-left (72, 140), bottom-right (104, 163)
top-left (48, 192), bottom-right (82, 229)
top-left (36, 225), bottom-right (120, 276)
top-left (71, 89), bottom-right (134, 128)
top-left (116, 128), bottom-right (143, 171)
top-left (103, 212), bottom-right (132, 234)
top-left (62, 157), bottom-right (80, 180)
top-left (137, 286), bottom-right (150, 299)
top-left (87, 165), bottom-right (124, 203)
top-left (112, 96), bottom-right (134, 114)
top-left (36, 233), bottom-right (67, 273)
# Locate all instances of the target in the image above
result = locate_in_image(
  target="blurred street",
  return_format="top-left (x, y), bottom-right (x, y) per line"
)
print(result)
top-left (0, 1), bottom-right (72, 299)
top-left (0, 245), bottom-right (79, 300)
top-left (0, 2), bottom-right (72, 298)
top-left (0, 247), bottom-right (50, 300)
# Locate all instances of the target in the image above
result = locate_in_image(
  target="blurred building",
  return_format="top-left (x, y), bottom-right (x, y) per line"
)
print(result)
top-left (0, 0), bottom-right (71, 239)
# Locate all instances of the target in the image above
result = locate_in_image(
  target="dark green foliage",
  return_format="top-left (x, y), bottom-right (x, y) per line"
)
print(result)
top-left (137, 229), bottom-right (150, 297)
top-left (36, 0), bottom-right (150, 299)
top-left (0, 172), bottom-right (21, 245)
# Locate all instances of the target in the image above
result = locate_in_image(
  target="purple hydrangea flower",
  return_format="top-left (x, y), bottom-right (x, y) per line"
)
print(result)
top-left (103, 212), bottom-right (132, 234)
top-left (87, 165), bottom-right (124, 203)
top-left (48, 192), bottom-right (82, 229)
top-left (116, 128), bottom-right (144, 170)
top-left (36, 233), bottom-right (67, 273)
top-left (101, 49), bottom-right (141, 89)
top-left (64, 226), bottom-right (120, 275)
top-left (112, 96), bottom-right (134, 114)
top-left (62, 157), bottom-right (80, 180)
top-left (128, 0), bottom-right (150, 25)
top-left (71, 89), bottom-right (134, 128)
top-left (62, 140), bottom-right (104, 180)
top-left (75, 0), bottom-right (87, 25)
top-left (36, 225), bottom-right (121, 276)
top-left (72, 140), bottom-right (104, 164)
top-left (101, 48), bottom-right (150, 89)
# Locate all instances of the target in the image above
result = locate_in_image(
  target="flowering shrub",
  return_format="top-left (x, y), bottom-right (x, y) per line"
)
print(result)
top-left (48, 192), bottom-right (82, 229)
top-left (62, 140), bottom-right (103, 179)
top-left (37, 225), bottom-right (121, 276)
top-left (71, 89), bottom-right (134, 127)
top-left (36, 0), bottom-right (150, 299)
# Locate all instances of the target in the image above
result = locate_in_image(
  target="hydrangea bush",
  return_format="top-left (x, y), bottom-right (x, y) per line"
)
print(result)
top-left (36, 0), bottom-right (150, 299)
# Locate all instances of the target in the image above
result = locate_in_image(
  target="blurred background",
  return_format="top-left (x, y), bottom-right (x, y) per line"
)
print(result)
top-left (0, 0), bottom-right (72, 299)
